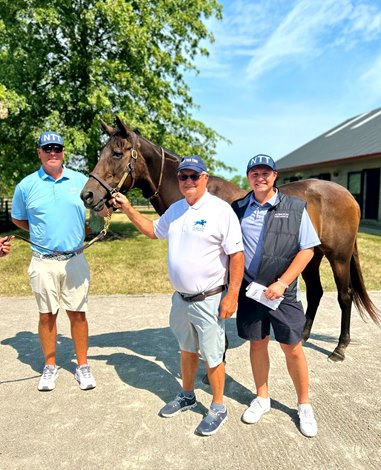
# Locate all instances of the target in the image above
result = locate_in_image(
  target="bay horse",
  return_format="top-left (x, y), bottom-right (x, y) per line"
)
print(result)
top-left (80, 116), bottom-right (380, 362)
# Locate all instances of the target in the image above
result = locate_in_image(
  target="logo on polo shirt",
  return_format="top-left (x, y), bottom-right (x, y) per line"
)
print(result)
top-left (193, 219), bottom-right (207, 231)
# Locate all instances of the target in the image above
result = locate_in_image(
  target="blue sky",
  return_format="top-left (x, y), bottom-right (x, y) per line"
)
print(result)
top-left (186, 0), bottom-right (381, 177)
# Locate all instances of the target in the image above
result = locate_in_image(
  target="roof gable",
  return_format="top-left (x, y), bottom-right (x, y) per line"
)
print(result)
top-left (276, 108), bottom-right (381, 171)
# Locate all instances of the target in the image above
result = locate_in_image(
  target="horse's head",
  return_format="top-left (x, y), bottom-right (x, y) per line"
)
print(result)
top-left (81, 116), bottom-right (141, 212)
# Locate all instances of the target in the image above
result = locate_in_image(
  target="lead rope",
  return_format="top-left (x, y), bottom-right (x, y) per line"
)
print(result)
top-left (81, 211), bottom-right (112, 251)
top-left (8, 211), bottom-right (112, 256)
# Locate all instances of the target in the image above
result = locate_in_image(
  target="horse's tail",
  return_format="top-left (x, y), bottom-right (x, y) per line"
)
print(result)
top-left (351, 241), bottom-right (380, 325)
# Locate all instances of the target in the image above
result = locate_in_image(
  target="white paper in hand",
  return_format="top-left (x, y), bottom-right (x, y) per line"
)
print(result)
top-left (245, 281), bottom-right (283, 310)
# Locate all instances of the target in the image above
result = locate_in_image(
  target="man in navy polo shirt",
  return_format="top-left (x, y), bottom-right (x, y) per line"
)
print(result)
top-left (232, 154), bottom-right (320, 438)
top-left (11, 131), bottom-right (96, 392)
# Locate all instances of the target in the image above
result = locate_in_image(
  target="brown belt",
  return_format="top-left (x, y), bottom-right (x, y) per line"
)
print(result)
top-left (178, 285), bottom-right (226, 302)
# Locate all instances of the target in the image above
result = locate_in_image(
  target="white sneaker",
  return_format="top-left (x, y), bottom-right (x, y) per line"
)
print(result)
top-left (38, 365), bottom-right (58, 391)
top-left (297, 403), bottom-right (318, 437)
top-left (75, 364), bottom-right (96, 390)
top-left (242, 397), bottom-right (271, 424)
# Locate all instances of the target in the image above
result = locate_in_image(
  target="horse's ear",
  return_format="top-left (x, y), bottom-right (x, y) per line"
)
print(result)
top-left (100, 120), bottom-right (115, 136)
top-left (115, 115), bottom-right (129, 138)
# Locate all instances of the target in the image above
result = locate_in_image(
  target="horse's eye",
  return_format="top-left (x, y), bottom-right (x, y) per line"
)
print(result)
top-left (112, 151), bottom-right (124, 159)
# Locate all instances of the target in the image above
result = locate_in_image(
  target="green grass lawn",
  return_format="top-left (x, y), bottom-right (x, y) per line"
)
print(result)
top-left (1, 211), bottom-right (380, 296)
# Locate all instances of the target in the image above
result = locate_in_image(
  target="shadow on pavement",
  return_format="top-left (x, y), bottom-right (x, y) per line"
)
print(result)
top-left (1, 320), bottom-right (337, 421)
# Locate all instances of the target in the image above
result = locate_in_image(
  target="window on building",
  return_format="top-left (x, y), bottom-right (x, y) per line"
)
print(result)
top-left (348, 172), bottom-right (362, 209)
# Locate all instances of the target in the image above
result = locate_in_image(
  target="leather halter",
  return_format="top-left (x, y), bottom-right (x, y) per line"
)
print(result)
top-left (89, 148), bottom-right (138, 206)
top-left (89, 136), bottom-right (166, 205)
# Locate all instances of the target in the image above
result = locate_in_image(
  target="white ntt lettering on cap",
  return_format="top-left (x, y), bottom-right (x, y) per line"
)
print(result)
top-left (254, 155), bottom-right (271, 165)
top-left (43, 134), bottom-right (59, 142)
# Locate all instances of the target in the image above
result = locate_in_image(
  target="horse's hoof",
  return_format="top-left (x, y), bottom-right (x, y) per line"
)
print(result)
top-left (327, 350), bottom-right (345, 363)
top-left (202, 374), bottom-right (210, 385)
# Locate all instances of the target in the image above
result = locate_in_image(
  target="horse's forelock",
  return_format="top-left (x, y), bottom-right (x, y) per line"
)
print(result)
top-left (107, 132), bottom-right (133, 151)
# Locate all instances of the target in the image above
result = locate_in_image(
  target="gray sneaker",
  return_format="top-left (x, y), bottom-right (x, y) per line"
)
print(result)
top-left (38, 365), bottom-right (58, 391)
top-left (195, 407), bottom-right (228, 436)
top-left (159, 392), bottom-right (197, 417)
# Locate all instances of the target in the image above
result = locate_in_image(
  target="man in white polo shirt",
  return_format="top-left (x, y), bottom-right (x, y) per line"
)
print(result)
top-left (110, 155), bottom-right (244, 436)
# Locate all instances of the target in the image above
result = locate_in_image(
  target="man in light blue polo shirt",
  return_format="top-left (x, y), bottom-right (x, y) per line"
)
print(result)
top-left (11, 131), bottom-right (96, 392)
top-left (232, 154), bottom-right (320, 438)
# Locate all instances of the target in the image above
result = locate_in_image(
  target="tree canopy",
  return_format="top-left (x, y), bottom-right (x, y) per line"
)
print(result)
top-left (0, 0), bottom-right (228, 193)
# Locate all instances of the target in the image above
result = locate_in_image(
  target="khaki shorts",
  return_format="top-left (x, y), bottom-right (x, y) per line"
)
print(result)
top-left (28, 254), bottom-right (90, 314)
top-left (170, 291), bottom-right (225, 368)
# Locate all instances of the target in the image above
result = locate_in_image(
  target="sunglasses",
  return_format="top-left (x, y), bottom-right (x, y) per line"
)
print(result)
top-left (42, 145), bottom-right (64, 153)
top-left (177, 173), bottom-right (202, 181)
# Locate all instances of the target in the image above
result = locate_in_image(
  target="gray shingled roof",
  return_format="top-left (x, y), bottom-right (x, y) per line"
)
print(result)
top-left (276, 108), bottom-right (381, 171)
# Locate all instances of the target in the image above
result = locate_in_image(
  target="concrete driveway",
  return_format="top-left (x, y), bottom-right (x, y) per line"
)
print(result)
top-left (0, 292), bottom-right (380, 470)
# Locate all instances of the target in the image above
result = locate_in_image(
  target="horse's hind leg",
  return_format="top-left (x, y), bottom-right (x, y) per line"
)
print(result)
top-left (327, 257), bottom-right (352, 362)
top-left (301, 251), bottom-right (324, 343)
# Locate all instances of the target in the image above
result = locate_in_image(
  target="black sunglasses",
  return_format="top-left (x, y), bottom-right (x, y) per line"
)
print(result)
top-left (42, 145), bottom-right (64, 153)
top-left (177, 173), bottom-right (202, 181)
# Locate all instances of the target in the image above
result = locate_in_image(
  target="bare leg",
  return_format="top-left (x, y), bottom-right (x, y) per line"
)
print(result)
top-left (38, 312), bottom-right (58, 365)
top-left (206, 361), bottom-right (225, 404)
top-left (250, 336), bottom-right (270, 398)
top-left (180, 351), bottom-right (199, 392)
top-left (280, 341), bottom-right (309, 404)
top-left (66, 310), bottom-right (89, 366)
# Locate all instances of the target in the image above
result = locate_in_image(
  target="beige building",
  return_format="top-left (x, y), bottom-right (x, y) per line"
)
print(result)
top-left (276, 108), bottom-right (381, 233)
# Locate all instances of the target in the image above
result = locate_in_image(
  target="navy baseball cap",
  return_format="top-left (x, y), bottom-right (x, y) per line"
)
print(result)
top-left (178, 155), bottom-right (208, 173)
top-left (246, 154), bottom-right (276, 174)
top-left (38, 131), bottom-right (64, 147)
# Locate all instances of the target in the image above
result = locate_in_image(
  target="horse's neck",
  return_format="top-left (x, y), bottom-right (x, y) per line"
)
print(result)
top-left (149, 195), bottom-right (176, 216)
top-left (150, 173), bottom-right (182, 215)
top-left (136, 150), bottom-right (182, 215)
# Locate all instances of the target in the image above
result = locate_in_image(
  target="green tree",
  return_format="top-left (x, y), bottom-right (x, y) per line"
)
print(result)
top-left (0, 0), bottom-right (226, 193)
top-left (229, 174), bottom-right (250, 191)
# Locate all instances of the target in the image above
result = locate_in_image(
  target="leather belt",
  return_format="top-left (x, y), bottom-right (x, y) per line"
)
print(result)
top-left (32, 251), bottom-right (76, 261)
top-left (178, 285), bottom-right (226, 302)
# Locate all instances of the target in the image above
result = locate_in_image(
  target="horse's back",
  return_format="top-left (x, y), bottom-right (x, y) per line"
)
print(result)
top-left (207, 176), bottom-right (247, 204)
top-left (279, 179), bottom-right (360, 254)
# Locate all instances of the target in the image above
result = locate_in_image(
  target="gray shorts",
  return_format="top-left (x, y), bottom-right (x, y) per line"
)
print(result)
top-left (170, 291), bottom-right (225, 368)
top-left (28, 253), bottom-right (90, 314)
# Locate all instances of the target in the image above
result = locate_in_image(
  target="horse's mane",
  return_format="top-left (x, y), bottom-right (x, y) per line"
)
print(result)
top-left (137, 133), bottom-right (181, 163)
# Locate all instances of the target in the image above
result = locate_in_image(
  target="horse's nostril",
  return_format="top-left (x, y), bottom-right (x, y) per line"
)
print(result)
top-left (81, 191), bottom-right (93, 203)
